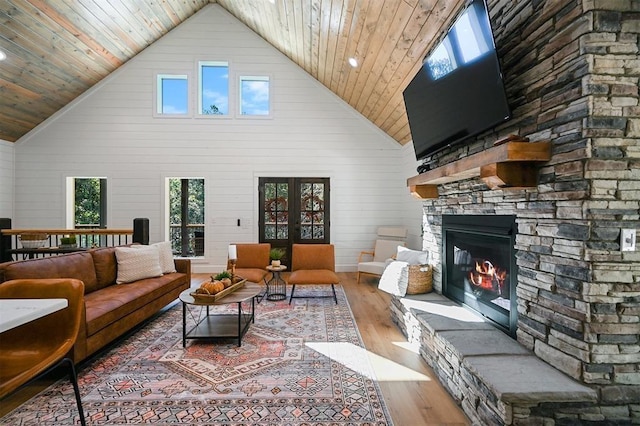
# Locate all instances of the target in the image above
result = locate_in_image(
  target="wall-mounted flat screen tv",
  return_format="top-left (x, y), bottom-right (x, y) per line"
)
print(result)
top-left (403, 0), bottom-right (511, 163)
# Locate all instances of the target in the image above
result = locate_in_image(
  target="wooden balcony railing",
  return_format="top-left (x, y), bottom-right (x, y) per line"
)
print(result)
top-left (0, 218), bottom-right (149, 261)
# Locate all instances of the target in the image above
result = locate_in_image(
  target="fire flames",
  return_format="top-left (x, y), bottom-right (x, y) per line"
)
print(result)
top-left (469, 260), bottom-right (507, 293)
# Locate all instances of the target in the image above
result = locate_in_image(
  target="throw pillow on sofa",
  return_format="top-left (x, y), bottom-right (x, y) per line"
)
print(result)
top-left (132, 241), bottom-right (176, 274)
top-left (154, 241), bottom-right (176, 274)
top-left (115, 245), bottom-right (163, 284)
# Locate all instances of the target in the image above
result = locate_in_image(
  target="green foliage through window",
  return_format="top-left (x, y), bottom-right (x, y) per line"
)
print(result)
top-left (75, 178), bottom-right (104, 227)
top-left (169, 178), bottom-right (205, 257)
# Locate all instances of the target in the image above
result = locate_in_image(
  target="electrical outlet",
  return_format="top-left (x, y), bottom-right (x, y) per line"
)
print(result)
top-left (621, 229), bottom-right (636, 252)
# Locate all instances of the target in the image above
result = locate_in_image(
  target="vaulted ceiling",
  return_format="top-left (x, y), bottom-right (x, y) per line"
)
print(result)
top-left (0, 0), bottom-right (464, 144)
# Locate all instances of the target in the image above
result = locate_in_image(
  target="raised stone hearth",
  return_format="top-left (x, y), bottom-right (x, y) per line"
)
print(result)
top-left (390, 293), bottom-right (597, 425)
top-left (403, 0), bottom-right (639, 423)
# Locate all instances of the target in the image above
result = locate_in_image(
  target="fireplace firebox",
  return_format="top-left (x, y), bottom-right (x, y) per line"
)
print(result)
top-left (442, 215), bottom-right (517, 337)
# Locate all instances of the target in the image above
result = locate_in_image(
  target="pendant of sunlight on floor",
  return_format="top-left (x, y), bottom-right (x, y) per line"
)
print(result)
top-left (306, 342), bottom-right (431, 382)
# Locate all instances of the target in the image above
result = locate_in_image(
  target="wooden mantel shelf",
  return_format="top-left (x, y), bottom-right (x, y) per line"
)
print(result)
top-left (407, 141), bottom-right (551, 199)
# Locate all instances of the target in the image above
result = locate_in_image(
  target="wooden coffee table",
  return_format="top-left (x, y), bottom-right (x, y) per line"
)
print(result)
top-left (179, 282), bottom-right (261, 347)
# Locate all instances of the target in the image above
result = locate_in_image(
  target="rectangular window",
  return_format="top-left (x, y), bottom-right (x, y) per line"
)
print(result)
top-left (198, 61), bottom-right (229, 115)
top-left (167, 178), bottom-right (205, 257)
top-left (70, 177), bottom-right (107, 229)
top-left (156, 74), bottom-right (188, 115)
top-left (66, 177), bottom-right (107, 248)
top-left (239, 76), bottom-right (270, 116)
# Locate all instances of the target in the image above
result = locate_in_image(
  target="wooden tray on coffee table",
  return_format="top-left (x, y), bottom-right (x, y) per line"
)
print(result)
top-left (190, 277), bottom-right (246, 302)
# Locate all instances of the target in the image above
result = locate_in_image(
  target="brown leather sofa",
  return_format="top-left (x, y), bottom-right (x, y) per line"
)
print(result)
top-left (0, 246), bottom-right (190, 364)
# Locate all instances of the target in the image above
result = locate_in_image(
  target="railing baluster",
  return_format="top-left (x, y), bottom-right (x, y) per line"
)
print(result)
top-left (0, 228), bottom-right (135, 260)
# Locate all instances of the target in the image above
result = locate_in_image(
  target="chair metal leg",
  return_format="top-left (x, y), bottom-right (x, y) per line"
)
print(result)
top-left (255, 277), bottom-right (269, 304)
top-left (63, 357), bottom-right (86, 426)
top-left (288, 284), bottom-right (337, 304)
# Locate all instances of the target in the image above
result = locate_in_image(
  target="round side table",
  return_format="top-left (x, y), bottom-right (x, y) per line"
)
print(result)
top-left (265, 265), bottom-right (287, 301)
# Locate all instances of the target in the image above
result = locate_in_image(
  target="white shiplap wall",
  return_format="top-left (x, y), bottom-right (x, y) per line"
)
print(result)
top-left (399, 143), bottom-right (426, 250)
top-left (0, 140), bottom-right (14, 219)
top-left (13, 4), bottom-right (418, 272)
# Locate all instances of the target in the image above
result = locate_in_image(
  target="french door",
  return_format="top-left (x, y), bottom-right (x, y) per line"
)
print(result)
top-left (258, 177), bottom-right (330, 264)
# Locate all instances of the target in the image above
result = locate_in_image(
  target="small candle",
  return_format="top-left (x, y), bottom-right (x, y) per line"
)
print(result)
top-left (228, 244), bottom-right (237, 260)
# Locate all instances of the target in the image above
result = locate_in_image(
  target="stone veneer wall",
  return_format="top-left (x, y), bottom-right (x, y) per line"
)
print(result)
top-left (417, 0), bottom-right (639, 422)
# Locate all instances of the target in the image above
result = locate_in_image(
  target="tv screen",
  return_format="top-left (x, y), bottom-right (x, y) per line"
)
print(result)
top-left (403, 0), bottom-right (510, 163)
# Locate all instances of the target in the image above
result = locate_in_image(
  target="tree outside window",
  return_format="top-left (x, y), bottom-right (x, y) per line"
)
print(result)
top-left (168, 178), bottom-right (205, 257)
top-left (198, 61), bottom-right (229, 115)
top-left (74, 178), bottom-right (106, 228)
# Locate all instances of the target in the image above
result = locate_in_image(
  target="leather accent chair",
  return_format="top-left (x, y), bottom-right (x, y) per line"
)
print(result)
top-left (288, 244), bottom-right (339, 304)
top-left (0, 278), bottom-right (86, 426)
top-left (357, 226), bottom-right (407, 283)
top-left (227, 243), bottom-right (270, 299)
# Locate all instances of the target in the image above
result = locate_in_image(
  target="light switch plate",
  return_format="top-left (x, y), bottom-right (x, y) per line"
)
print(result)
top-left (621, 229), bottom-right (636, 252)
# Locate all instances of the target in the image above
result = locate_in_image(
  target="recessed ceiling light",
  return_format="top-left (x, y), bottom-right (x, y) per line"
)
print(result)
top-left (348, 57), bottom-right (358, 67)
top-left (0, 50), bottom-right (6, 61)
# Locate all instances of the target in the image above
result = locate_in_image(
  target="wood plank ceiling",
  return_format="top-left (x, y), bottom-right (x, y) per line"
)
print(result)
top-left (0, 0), bottom-right (464, 144)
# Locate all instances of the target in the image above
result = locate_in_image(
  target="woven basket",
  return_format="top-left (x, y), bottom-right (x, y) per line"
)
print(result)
top-left (406, 264), bottom-right (433, 294)
top-left (19, 233), bottom-right (49, 249)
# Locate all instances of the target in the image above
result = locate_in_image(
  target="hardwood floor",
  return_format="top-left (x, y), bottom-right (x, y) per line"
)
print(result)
top-left (1, 272), bottom-right (470, 425)
top-left (338, 272), bottom-right (470, 426)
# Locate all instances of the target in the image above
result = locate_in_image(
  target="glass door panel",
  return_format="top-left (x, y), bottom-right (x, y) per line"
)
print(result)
top-left (259, 178), bottom-right (329, 261)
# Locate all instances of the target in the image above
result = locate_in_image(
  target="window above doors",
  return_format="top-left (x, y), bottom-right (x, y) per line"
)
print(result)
top-left (198, 61), bottom-right (229, 116)
top-left (156, 74), bottom-right (189, 116)
top-left (154, 62), bottom-right (271, 120)
top-left (239, 75), bottom-right (270, 117)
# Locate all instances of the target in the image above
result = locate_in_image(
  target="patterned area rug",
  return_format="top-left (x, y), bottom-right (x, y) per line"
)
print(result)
top-left (2, 285), bottom-right (394, 425)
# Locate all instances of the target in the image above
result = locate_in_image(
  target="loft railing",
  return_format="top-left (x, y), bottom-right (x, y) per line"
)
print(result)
top-left (0, 218), bottom-right (149, 261)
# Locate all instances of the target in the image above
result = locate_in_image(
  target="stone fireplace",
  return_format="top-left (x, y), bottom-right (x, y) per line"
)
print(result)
top-left (398, 0), bottom-right (639, 423)
top-left (442, 214), bottom-right (517, 337)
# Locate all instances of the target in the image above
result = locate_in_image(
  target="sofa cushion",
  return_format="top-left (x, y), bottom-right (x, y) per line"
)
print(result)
top-left (115, 246), bottom-right (163, 284)
top-left (235, 267), bottom-right (268, 284)
top-left (84, 273), bottom-right (187, 336)
top-left (90, 246), bottom-right (118, 291)
top-left (2, 252), bottom-right (98, 292)
top-left (288, 269), bottom-right (339, 285)
top-left (357, 261), bottom-right (387, 276)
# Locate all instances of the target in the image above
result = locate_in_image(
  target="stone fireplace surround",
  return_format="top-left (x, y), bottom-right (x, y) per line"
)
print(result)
top-left (392, 199), bottom-right (637, 424)
top-left (393, 1), bottom-right (639, 423)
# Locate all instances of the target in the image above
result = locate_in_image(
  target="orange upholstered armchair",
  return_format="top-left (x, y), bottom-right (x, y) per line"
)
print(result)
top-left (227, 243), bottom-right (271, 289)
top-left (0, 278), bottom-right (86, 426)
top-left (287, 244), bottom-right (339, 304)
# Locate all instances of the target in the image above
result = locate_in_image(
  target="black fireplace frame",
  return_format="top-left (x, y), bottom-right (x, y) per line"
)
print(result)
top-left (442, 214), bottom-right (518, 337)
